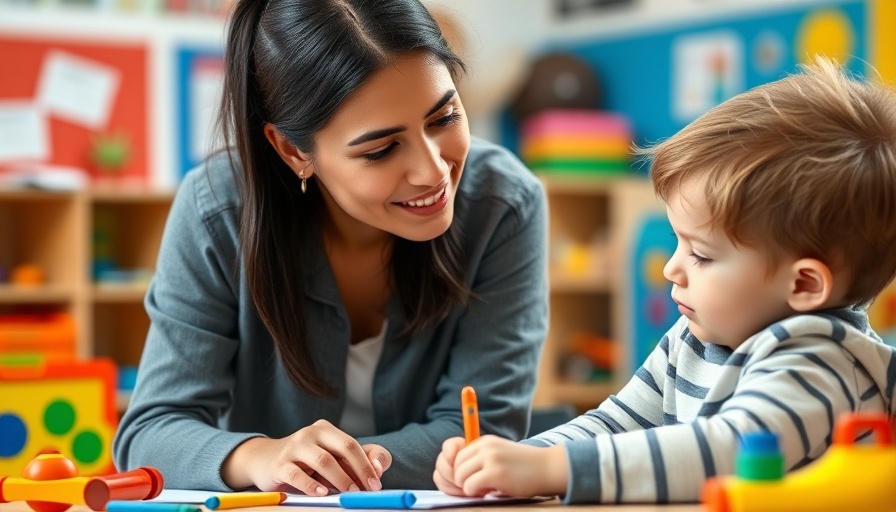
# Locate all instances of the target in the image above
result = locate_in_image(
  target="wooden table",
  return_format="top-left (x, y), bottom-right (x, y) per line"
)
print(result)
top-left (0, 501), bottom-right (703, 512)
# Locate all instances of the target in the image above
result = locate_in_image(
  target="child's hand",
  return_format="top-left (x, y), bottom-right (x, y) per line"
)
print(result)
top-left (433, 437), bottom-right (467, 495)
top-left (450, 435), bottom-right (569, 498)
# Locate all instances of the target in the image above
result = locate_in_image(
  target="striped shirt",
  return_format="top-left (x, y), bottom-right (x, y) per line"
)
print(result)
top-left (525, 307), bottom-right (896, 504)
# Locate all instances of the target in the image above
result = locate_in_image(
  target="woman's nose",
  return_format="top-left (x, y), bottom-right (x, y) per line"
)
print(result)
top-left (407, 137), bottom-right (448, 185)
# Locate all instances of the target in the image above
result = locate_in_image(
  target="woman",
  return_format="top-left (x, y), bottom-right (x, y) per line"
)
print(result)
top-left (113, 0), bottom-right (547, 495)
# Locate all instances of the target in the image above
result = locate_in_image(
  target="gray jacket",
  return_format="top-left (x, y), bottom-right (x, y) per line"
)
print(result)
top-left (112, 137), bottom-right (548, 490)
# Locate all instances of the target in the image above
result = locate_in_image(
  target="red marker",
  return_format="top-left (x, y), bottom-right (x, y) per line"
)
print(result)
top-left (461, 385), bottom-right (480, 444)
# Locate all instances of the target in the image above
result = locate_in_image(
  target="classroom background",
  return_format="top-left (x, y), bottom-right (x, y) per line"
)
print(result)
top-left (1, 0), bottom-right (895, 478)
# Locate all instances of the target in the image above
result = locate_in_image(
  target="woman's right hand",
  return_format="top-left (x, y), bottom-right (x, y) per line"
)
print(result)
top-left (221, 419), bottom-right (391, 495)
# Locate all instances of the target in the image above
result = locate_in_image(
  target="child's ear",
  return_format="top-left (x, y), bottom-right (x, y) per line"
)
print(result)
top-left (787, 258), bottom-right (834, 311)
top-left (263, 123), bottom-right (314, 177)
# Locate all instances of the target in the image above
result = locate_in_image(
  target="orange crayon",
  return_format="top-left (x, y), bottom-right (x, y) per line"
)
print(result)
top-left (461, 385), bottom-right (480, 444)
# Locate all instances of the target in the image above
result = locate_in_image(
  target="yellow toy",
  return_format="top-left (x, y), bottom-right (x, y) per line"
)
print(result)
top-left (0, 359), bottom-right (117, 476)
top-left (0, 452), bottom-right (164, 512)
top-left (702, 412), bottom-right (895, 512)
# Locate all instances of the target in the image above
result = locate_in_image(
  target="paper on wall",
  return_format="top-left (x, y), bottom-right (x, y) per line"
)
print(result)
top-left (36, 50), bottom-right (121, 129)
top-left (0, 101), bottom-right (49, 162)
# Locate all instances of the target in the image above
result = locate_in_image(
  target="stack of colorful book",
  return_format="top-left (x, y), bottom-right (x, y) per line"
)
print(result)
top-left (520, 109), bottom-right (632, 175)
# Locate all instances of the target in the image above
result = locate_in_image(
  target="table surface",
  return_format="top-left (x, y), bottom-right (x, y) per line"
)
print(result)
top-left (0, 501), bottom-right (703, 512)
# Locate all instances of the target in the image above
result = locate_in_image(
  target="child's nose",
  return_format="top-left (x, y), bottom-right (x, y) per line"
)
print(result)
top-left (663, 254), bottom-right (685, 286)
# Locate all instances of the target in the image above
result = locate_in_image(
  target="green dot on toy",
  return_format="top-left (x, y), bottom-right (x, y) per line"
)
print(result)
top-left (72, 430), bottom-right (103, 464)
top-left (44, 400), bottom-right (76, 436)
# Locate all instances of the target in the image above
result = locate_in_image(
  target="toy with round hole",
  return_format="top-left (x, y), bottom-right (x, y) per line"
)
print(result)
top-left (0, 451), bottom-right (163, 512)
top-left (702, 412), bottom-right (896, 512)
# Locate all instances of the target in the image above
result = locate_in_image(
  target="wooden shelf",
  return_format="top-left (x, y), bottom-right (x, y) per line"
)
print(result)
top-left (534, 176), bottom-right (661, 410)
top-left (0, 189), bottom-right (172, 362)
top-left (90, 186), bottom-right (176, 203)
top-left (549, 272), bottom-right (612, 294)
top-left (0, 284), bottom-right (75, 304)
top-left (92, 285), bottom-right (149, 303)
top-left (536, 173), bottom-right (641, 195)
top-left (0, 189), bottom-right (78, 201)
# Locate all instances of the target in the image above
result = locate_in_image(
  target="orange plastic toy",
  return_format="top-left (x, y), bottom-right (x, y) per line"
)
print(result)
top-left (9, 265), bottom-right (44, 287)
top-left (0, 452), bottom-right (163, 512)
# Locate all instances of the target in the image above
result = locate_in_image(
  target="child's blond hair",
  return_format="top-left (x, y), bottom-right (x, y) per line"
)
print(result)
top-left (641, 56), bottom-right (896, 306)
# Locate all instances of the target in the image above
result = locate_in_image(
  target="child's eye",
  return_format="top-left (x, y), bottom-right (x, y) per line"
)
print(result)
top-left (690, 252), bottom-right (712, 267)
top-left (362, 141), bottom-right (398, 161)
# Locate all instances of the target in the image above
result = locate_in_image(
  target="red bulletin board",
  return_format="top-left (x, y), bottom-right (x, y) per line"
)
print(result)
top-left (0, 35), bottom-right (148, 181)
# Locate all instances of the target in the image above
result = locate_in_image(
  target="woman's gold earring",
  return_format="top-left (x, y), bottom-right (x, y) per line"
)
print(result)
top-left (299, 170), bottom-right (307, 194)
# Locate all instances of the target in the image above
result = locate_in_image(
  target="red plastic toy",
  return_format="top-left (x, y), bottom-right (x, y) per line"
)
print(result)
top-left (0, 452), bottom-right (163, 512)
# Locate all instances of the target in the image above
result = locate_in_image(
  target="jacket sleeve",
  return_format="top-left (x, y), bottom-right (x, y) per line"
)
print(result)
top-left (359, 177), bottom-right (549, 489)
top-left (560, 332), bottom-right (864, 504)
top-left (112, 171), bottom-right (255, 490)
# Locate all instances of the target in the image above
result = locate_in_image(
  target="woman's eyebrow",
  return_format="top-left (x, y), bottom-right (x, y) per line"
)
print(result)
top-left (347, 89), bottom-right (457, 147)
top-left (348, 126), bottom-right (404, 146)
top-left (424, 89), bottom-right (456, 118)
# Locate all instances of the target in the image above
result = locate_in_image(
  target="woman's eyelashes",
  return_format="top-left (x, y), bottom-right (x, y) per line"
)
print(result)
top-left (360, 109), bottom-right (463, 162)
top-left (363, 141), bottom-right (399, 161)
top-left (431, 110), bottom-right (462, 127)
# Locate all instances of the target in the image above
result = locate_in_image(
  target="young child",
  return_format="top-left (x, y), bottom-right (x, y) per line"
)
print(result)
top-left (433, 57), bottom-right (896, 504)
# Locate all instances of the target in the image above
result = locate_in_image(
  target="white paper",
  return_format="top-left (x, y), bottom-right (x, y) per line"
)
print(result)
top-left (189, 56), bottom-right (225, 163)
top-left (0, 165), bottom-right (88, 190)
top-left (0, 101), bottom-right (48, 162)
top-left (673, 30), bottom-right (744, 123)
top-left (152, 489), bottom-right (550, 509)
top-left (36, 50), bottom-right (121, 129)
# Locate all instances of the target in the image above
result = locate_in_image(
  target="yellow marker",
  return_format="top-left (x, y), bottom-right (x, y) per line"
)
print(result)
top-left (461, 385), bottom-right (480, 444)
top-left (204, 492), bottom-right (287, 510)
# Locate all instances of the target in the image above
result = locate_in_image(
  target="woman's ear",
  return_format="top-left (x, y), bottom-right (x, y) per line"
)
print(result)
top-left (263, 123), bottom-right (314, 177)
top-left (787, 258), bottom-right (834, 312)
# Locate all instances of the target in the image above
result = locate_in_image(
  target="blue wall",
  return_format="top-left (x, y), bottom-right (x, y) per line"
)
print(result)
top-left (502, 1), bottom-right (866, 160)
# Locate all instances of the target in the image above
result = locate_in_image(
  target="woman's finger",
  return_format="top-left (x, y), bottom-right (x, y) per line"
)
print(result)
top-left (274, 460), bottom-right (331, 497)
top-left (362, 444), bottom-right (392, 479)
top-left (314, 430), bottom-right (379, 490)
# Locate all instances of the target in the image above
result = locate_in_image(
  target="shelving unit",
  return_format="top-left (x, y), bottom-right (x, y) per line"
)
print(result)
top-left (533, 174), bottom-right (662, 411)
top-left (0, 5), bottom-right (214, 408)
top-left (0, 188), bottom-right (174, 368)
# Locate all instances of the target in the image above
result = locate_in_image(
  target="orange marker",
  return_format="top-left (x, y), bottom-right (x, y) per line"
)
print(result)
top-left (461, 385), bottom-right (480, 444)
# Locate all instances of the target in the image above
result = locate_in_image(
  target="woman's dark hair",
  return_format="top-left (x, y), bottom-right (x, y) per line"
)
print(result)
top-left (217, 0), bottom-right (469, 397)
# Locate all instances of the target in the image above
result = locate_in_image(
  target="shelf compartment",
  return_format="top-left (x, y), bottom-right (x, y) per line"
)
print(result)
top-left (92, 199), bottom-right (171, 285)
top-left (92, 301), bottom-right (150, 368)
top-left (0, 193), bottom-right (84, 287)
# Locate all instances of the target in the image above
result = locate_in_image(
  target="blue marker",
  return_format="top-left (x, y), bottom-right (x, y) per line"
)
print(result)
top-left (106, 502), bottom-right (202, 512)
top-left (339, 490), bottom-right (417, 509)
